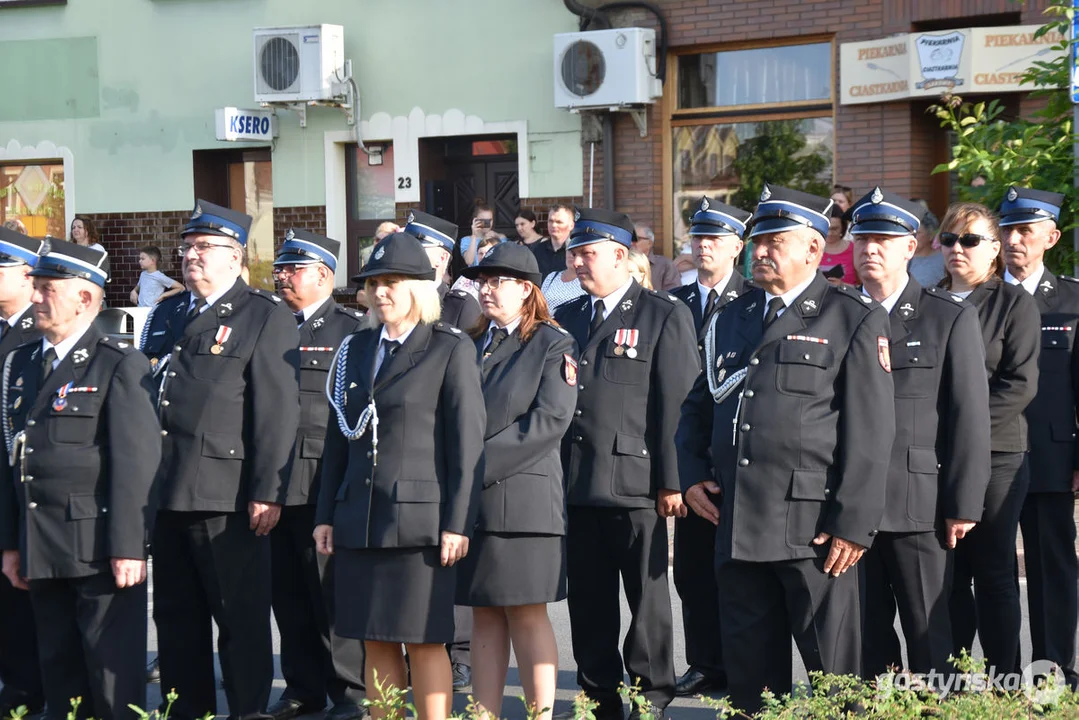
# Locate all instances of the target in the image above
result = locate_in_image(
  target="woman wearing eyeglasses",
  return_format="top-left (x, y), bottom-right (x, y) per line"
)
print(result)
top-left (455, 243), bottom-right (577, 720)
top-left (314, 232), bottom-right (486, 720)
top-left (939, 202), bottom-right (1040, 675)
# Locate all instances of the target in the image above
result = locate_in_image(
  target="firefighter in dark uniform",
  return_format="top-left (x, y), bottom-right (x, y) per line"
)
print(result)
top-left (849, 188), bottom-right (992, 679)
top-left (668, 197), bottom-right (752, 697)
top-left (554, 208), bottom-right (699, 719)
top-left (677, 184), bottom-right (895, 716)
top-left (267, 229), bottom-right (369, 720)
top-left (406, 210), bottom-right (482, 333)
top-left (402, 209), bottom-right (479, 686)
top-left (0, 225), bottom-right (45, 717)
top-left (1001, 187), bottom-right (1079, 686)
top-left (139, 200), bottom-right (300, 720)
top-left (0, 240), bottom-right (160, 720)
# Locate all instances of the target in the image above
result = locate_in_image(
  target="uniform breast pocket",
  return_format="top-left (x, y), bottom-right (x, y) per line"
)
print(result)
top-left (48, 394), bottom-right (104, 445)
top-left (1040, 330), bottom-right (1073, 375)
top-left (601, 340), bottom-right (651, 385)
top-left (890, 343), bottom-right (938, 398)
top-left (189, 335), bottom-right (245, 380)
top-left (775, 342), bottom-right (833, 397)
top-left (299, 351), bottom-right (334, 392)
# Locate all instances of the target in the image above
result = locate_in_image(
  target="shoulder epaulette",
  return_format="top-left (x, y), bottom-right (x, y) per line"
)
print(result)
top-left (98, 335), bottom-right (138, 354)
top-left (835, 284), bottom-right (877, 307)
top-left (433, 321), bottom-right (465, 336)
top-left (646, 289), bottom-right (677, 305)
top-left (542, 320), bottom-right (569, 335)
top-left (1061, 276), bottom-right (1079, 284)
top-left (334, 305), bottom-right (365, 320)
top-left (250, 287), bottom-right (284, 304)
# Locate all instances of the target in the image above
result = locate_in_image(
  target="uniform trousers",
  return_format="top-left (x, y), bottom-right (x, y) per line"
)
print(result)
top-left (271, 505), bottom-right (366, 708)
top-left (672, 512), bottom-right (724, 677)
top-left (950, 451), bottom-right (1028, 674)
top-left (861, 530), bottom-right (953, 678)
top-left (1019, 491), bottom-right (1078, 685)
top-left (716, 552), bottom-right (861, 717)
top-left (449, 606), bottom-right (472, 666)
top-left (29, 572), bottom-right (146, 720)
top-left (566, 506), bottom-right (675, 717)
top-left (153, 510), bottom-right (273, 720)
top-left (0, 577), bottom-right (43, 709)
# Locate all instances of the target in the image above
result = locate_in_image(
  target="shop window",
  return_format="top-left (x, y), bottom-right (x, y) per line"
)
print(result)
top-left (668, 39), bottom-right (835, 253)
top-left (0, 161), bottom-right (65, 238)
top-left (345, 142), bottom-right (395, 280)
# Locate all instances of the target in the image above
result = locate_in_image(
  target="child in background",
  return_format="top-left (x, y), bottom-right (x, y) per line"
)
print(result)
top-left (130, 245), bottom-right (183, 306)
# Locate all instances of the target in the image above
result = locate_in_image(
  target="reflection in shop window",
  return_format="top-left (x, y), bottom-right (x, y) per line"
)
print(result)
top-left (0, 161), bottom-right (65, 238)
top-left (671, 118), bottom-right (833, 241)
top-left (233, 157), bottom-right (275, 291)
top-left (678, 42), bottom-right (832, 109)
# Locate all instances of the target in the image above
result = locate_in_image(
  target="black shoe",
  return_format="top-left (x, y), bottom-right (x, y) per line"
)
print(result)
top-left (266, 699), bottom-right (322, 720)
top-left (451, 662), bottom-right (471, 691)
top-left (325, 703), bottom-right (368, 720)
top-left (674, 667), bottom-right (726, 697)
top-left (146, 657), bottom-right (161, 684)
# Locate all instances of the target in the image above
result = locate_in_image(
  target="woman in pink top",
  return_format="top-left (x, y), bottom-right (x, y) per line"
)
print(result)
top-left (820, 207), bottom-right (858, 285)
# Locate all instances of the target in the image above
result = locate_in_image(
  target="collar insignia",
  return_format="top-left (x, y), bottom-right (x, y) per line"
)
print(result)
top-left (19, 317), bottom-right (32, 330)
top-left (72, 348), bottom-right (89, 365)
top-left (1040, 280), bottom-right (1052, 288)
top-left (620, 299), bottom-right (633, 312)
top-left (802, 299), bottom-right (817, 311)
top-left (311, 317), bottom-right (324, 329)
top-left (726, 290), bottom-right (738, 299)
top-left (899, 302), bottom-right (914, 315)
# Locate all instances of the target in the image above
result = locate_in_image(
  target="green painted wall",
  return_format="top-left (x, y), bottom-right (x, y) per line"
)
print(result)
top-left (0, 0), bottom-right (583, 212)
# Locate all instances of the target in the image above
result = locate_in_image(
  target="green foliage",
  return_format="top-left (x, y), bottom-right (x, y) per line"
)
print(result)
top-left (929, 1), bottom-right (1078, 273)
top-left (731, 120), bottom-right (833, 211)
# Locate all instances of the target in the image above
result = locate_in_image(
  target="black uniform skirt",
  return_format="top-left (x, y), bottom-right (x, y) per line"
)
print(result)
top-left (335, 546), bottom-right (456, 644)
top-left (456, 532), bottom-right (566, 607)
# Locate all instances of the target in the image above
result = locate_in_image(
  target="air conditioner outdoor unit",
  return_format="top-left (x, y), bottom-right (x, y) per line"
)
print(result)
top-left (553, 28), bottom-right (662, 110)
top-left (253, 24), bottom-right (345, 103)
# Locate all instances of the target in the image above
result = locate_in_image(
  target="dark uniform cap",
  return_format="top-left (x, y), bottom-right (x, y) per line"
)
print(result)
top-left (29, 238), bottom-right (110, 288)
top-left (274, 228), bottom-right (340, 272)
top-left (998, 187), bottom-right (1065, 227)
top-left (746, 183), bottom-right (833, 240)
top-left (568, 207), bottom-right (636, 250)
top-left (688, 196), bottom-right (752, 238)
top-left (403, 210), bottom-right (458, 252)
top-left (351, 232), bottom-right (436, 283)
top-left (461, 241), bottom-right (542, 286)
top-left (849, 187), bottom-right (923, 236)
top-left (0, 226), bottom-right (44, 268)
top-left (182, 199), bottom-right (253, 246)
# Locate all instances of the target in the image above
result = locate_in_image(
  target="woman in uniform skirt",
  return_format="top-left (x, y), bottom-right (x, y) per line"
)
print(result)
top-left (314, 232), bottom-right (485, 720)
top-left (455, 243), bottom-right (578, 720)
top-left (938, 203), bottom-right (1040, 674)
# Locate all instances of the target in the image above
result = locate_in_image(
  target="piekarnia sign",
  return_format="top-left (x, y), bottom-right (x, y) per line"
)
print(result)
top-left (214, 107), bottom-right (278, 142)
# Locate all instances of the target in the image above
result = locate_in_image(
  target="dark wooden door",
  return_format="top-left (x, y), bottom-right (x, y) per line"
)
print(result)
top-left (449, 160), bottom-right (519, 238)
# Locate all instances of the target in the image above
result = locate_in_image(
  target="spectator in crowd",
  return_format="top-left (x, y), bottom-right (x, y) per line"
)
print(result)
top-left (821, 206), bottom-right (857, 285)
top-left (359, 221), bottom-right (401, 269)
top-left (831, 184), bottom-right (854, 214)
top-left (461, 203), bottom-right (497, 267)
top-left (940, 202), bottom-right (1040, 677)
top-left (514, 210), bottom-right (543, 247)
top-left (129, 245), bottom-right (184, 307)
top-left (476, 233), bottom-right (503, 263)
top-left (70, 216), bottom-right (104, 252)
top-left (627, 249), bottom-right (654, 290)
top-left (674, 240), bottom-right (697, 286)
top-left (531, 205), bottom-right (573, 279)
top-left (1, 219), bottom-right (26, 234)
top-left (632, 224), bottom-right (681, 291)
top-left (539, 245), bottom-right (585, 311)
top-left (908, 202), bottom-right (945, 288)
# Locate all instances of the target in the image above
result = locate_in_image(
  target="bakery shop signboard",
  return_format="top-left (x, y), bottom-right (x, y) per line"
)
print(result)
top-left (841, 25), bottom-right (1065, 105)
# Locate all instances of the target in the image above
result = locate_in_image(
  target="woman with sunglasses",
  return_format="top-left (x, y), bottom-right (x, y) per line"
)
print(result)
top-left (315, 232), bottom-right (486, 720)
top-left (939, 202), bottom-right (1040, 675)
top-left (456, 243), bottom-right (577, 720)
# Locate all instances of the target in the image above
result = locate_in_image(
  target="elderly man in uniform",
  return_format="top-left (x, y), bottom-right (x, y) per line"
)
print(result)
top-left (849, 187), bottom-right (991, 680)
top-left (554, 208), bottom-right (699, 720)
top-left (632, 224), bottom-right (681, 292)
top-left (268, 229), bottom-right (369, 720)
top-left (677, 184), bottom-right (895, 715)
top-left (668, 197), bottom-right (752, 697)
top-left (139, 200), bottom-right (300, 720)
top-left (1001, 187), bottom-right (1079, 687)
top-left (0, 225), bottom-right (45, 717)
top-left (405, 210), bottom-right (481, 334)
top-left (0, 240), bottom-right (160, 720)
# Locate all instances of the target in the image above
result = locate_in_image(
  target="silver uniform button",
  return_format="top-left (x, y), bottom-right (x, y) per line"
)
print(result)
top-left (365, 478), bottom-right (371, 486)
top-left (27, 502), bottom-right (37, 509)
top-left (738, 458), bottom-right (750, 467)
top-left (168, 371), bottom-right (177, 378)
top-left (160, 430), bottom-right (168, 437)
top-left (744, 390), bottom-right (754, 398)
top-left (581, 360), bottom-right (588, 366)
top-left (26, 420), bottom-right (34, 427)
top-left (161, 400), bottom-right (170, 407)
top-left (24, 448), bottom-right (32, 454)
top-left (741, 424), bottom-right (751, 432)
top-left (803, 354), bottom-right (811, 360)
top-left (749, 358), bottom-right (759, 366)
top-left (174, 345), bottom-right (181, 352)
top-left (642, 449), bottom-right (648, 456)
top-left (24, 475), bottom-right (32, 482)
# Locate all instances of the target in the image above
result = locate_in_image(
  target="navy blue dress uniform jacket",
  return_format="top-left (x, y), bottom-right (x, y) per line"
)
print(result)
top-left (315, 321), bottom-right (485, 549)
top-left (671, 273), bottom-right (750, 341)
top-left (964, 276), bottom-right (1040, 453)
top-left (554, 280), bottom-right (699, 508)
top-left (0, 327), bottom-right (161, 579)
top-left (880, 280), bottom-right (991, 531)
top-left (0, 312), bottom-right (38, 359)
top-left (474, 322), bottom-right (577, 535)
top-left (1025, 271), bottom-right (1079, 492)
top-left (140, 280), bottom-right (300, 512)
top-left (283, 300), bottom-right (368, 507)
top-left (677, 274), bottom-right (896, 562)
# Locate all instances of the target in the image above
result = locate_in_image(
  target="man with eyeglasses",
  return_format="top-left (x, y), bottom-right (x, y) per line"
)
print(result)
top-left (849, 188), bottom-right (990, 683)
top-left (668, 196), bottom-right (753, 698)
top-left (1000, 187), bottom-right (1079, 688)
top-left (268, 230), bottom-right (370, 720)
top-left (138, 199), bottom-right (300, 720)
